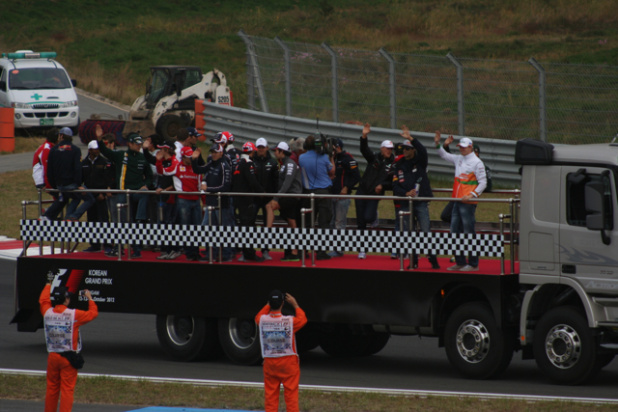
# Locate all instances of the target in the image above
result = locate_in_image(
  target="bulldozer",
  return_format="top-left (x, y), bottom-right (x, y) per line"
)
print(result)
top-left (79, 65), bottom-right (231, 143)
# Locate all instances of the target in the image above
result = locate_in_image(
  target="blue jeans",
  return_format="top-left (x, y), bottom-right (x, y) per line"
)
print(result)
top-left (114, 191), bottom-right (149, 222)
top-left (451, 202), bottom-right (478, 267)
top-left (201, 205), bottom-right (234, 259)
top-left (330, 198), bottom-right (350, 231)
top-left (177, 198), bottom-right (201, 257)
top-left (395, 201), bottom-right (436, 263)
top-left (44, 183), bottom-right (95, 220)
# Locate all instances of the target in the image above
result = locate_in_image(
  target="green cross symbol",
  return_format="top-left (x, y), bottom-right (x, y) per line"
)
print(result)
top-left (31, 93), bottom-right (43, 100)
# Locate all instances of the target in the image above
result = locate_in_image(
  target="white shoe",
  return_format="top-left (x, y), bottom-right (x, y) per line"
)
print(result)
top-left (157, 252), bottom-right (170, 260)
top-left (166, 250), bottom-right (182, 260)
top-left (447, 264), bottom-right (464, 271)
top-left (358, 252), bottom-right (367, 259)
top-left (238, 255), bottom-right (246, 262)
top-left (459, 265), bottom-right (479, 271)
top-left (262, 251), bottom-right (272, 261)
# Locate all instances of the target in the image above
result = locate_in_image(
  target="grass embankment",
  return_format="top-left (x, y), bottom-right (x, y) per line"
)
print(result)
top-left (2, 0), bottom-right (616, 109)
top-left (1, 374), bottom-right (615, 412)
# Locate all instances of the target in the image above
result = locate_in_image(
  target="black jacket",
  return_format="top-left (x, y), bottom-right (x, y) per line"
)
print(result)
top-left (81, 155), bottom-right (114, 194)
top-left (356, 137), bottom-right (395, 195)
top-left (47, 139), bottom-right (82, 188)
top-left (232, 155), bottom-right (264, 199)
top-left (332, 150), bottom-right (360, 194)
top-left (392, 139), bottom-right (433, 207)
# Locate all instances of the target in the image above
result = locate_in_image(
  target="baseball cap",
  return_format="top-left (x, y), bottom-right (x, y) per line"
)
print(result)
top-left (186, 127), bottom-right (202, 137)
top-left (59, 127), bottom-right (73, 137)
top-left (457, 137), bottom-right (473, 148)
top-left (180, 146), bottom-right (194, 157)
top-left (210, 144), bottom-right (224, 153)
top-left (333, 138), bottom-right (344, 148)
top-left (401, 140), bottom-right (414, 149)
top-left (268, 289), bottom-right (285, 308)
top-left (256, 137), bottom-right (268, 148)
top-left (273, 141), bottom-right (290, 152)
top-left (242, 141), bottom-right (257, 153)
top-left (381, 140), bottom-right (394, 149)
top-left (87, 140), bottom-right (99, 150)
top-left (157, 140), bottom-right (175, 150)
top-left (213, 131), bottom-right (233, 144)
top-left (51, 286), bottom-right (71, 305)
top-left (127, 133), bottom-right (144, 145)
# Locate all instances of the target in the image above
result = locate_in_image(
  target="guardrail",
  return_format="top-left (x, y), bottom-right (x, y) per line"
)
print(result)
top-left (195, 101), bottom-right (520, 186)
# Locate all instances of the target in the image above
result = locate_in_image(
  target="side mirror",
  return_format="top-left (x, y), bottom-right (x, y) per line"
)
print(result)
top-left (71, 79), bottom-right (77, 88)
top-left (585, 180), bottom-right (611, 244)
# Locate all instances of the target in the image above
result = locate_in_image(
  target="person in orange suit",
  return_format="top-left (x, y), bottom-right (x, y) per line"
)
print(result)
top-left (255, 290), bottom-right (307, 412)
top-left (39, 282), bottom-right (98, 412)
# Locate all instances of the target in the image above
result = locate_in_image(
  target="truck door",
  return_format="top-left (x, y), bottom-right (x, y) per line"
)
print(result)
top-left (559, 166), bottom-right (618, 293)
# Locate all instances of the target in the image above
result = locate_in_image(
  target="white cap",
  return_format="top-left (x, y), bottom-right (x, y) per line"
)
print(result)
top-left (381, 140), bottom-right (394, 149)
top-left (457, 137), bottom-right (473, 148)
top-left (275, 141), bottom-right (290, 152)
top-left (88, 140), bottom-right (99, 150)
top-left (256, 137), bottom-right (268, 148)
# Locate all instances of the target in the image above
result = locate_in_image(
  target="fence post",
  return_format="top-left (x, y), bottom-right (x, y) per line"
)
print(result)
top-left (322, 42), bottom-right (339, 123)
top-left (446, 53), bottom-right (465, 136)
top-left (275, 37), bottom-right (292, 117)
top-left (238, 29), bottom-right (269, 113)
top-left (379, 48), bottom-right (397, 129)
top-left (528, 58), bottom-right (547, 142)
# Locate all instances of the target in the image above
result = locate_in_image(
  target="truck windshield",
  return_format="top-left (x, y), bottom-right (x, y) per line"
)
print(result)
top-left (9, 68), bottom-right (72, 90)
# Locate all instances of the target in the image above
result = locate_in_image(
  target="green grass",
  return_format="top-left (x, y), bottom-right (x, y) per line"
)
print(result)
top-left (1, 374), bottom-right (615, 411)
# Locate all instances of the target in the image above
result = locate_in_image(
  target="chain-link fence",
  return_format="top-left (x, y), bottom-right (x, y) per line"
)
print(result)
top-left (239, 31), bottom-right (618, 145)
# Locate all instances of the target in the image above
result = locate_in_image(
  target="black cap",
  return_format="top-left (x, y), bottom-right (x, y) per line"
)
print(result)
top-left (51, 286), bottom-right (71, 306)
top-left (268, 289), bottom-right (284, 308)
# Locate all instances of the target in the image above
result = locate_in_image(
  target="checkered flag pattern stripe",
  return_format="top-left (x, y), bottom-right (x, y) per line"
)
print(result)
top-left (21, 220), bottom-right (504, 257)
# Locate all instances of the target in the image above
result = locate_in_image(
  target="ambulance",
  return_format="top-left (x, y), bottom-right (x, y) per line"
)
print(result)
top-left (0, 50), bottom-right (79, 131)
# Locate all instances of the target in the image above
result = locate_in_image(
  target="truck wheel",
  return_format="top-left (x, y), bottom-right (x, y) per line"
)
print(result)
top-left (156, 114), bottom-right (183, 140)
top-left (155, 315), bottom-right (220, 361)
top-left (361, 332), bottom-right (390, 356)
top-left (296, 323), bottom-right (320, 353)
top-left (218, 318), bottom-right (262, 365)
top-left (444, 302), bottom-right (514, 379)
top-left (533, 306), bottom-right (599, 384)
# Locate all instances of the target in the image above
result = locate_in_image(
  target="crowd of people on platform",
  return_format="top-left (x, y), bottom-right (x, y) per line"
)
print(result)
top-left (33, 123), bottom-right (491, 270)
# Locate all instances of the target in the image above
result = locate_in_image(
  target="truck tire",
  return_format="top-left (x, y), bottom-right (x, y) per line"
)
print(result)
top-left (444, 302), bottom-right (514, 379)
top-left (533, 306), bottom-right (599, 385)
top-left (155, 315), bottom-right (220, 361)
top-left (156, 114), bottom-right (183, 140)
top-left (361, 332), bottom-right (390, 356)
top-left (296, 323), bottom-right (320, 353)
top-left (218, 318), bottom-right (262, 365)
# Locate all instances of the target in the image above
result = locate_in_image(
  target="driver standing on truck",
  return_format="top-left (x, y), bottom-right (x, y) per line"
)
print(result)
top-left (434, 132), bottom-right (487, 271)
top-left (39, 282), bottom-right (98, 412)
top-left (255, 290), bottom-right (307, 412)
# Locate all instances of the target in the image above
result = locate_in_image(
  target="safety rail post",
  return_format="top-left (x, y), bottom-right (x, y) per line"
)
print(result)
top-left (322, 42), bottom-right (339, 123)
top-left (398, 208), bottom-right (411, 272)
top-left (275, 37), bottom-right (292, 117)
top-left (238, 29), bottom-right (269, 113)
top-left (446, 53), bottom-right (465, 136)
top-left (528, 58), bottom-right (547, 142)
top-left (509, 197), bottom-right (517, 274)
top-left (37, 188), bottom-right (44, 217)
top-left (299, 205), bottom-right (313, 268)
top-left (116, 201), bottom-right (128, 261)
top-left (206, 205), bottom-right (216, 264)
top-left (499, 214), bottom-right (506, 275)
top-left (379, 48), bottom-right (397, 130)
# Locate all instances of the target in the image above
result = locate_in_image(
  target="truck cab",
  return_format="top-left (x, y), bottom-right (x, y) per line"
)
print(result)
top-left (0, 51), bottom-right (79, 131)
top-left (516, 139), bottom-right (618, 384)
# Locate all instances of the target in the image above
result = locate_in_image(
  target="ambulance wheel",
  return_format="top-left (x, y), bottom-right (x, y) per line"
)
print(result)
top-left (218, 318), bottom-right (262, 365)
top-left (533, 306), bottom-right (599, 384)
top-left (444, 302), bottom-right (514, 379)
top-left (156, 315), bottom-right (220, 361)
top-left (156, 114), bottom-right (183, 140)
